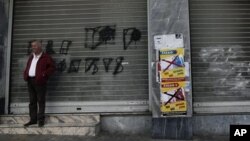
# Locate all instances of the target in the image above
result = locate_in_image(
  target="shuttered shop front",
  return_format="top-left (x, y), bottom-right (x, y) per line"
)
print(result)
top-left (190, 0), bottom-right (250, 113)
top-left (10, 0), bottom-right (148, 113)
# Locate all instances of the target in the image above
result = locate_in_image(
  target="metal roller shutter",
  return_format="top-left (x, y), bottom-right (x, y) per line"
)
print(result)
top-left (190, 0), bottom-right (250, 113)
top-left (10, 0), bottom-right (148, 113)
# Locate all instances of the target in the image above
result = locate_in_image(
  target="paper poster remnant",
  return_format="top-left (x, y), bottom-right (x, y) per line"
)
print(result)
top-left (154, 34), bottom-right (184, 49)
top-left (185, 62), bottom-right (190, 77)
top-left (154, 35), bottom-right (165, 49)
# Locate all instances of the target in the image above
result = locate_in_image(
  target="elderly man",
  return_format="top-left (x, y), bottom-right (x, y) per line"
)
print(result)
top-left (23, 40), bottom-right (55, 127)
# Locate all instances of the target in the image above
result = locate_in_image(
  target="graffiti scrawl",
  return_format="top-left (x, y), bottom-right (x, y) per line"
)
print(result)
top-left (60, 40), bottom-right (72, 55)
top-left (85, 25), bottom-right (116, 50)
top-left (123, 28), bottom-right (141, 50)
top-left (85, 57), bottom-right (100, 75)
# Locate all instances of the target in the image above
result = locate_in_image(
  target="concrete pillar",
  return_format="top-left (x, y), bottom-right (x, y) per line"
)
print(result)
top-left (148, 0), bottom-right (192, 139)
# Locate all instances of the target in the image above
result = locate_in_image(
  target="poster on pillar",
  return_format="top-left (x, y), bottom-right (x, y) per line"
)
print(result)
top-left (159, 48), bottom-right (185, 81)
top-left (155, 34), bottom-right (189, 115)
top-left (161, 82), bottom-right (187, 112)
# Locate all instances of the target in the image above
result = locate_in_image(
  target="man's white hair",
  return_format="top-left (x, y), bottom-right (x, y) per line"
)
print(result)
top-left (31, 40), bottom-right (42, 47)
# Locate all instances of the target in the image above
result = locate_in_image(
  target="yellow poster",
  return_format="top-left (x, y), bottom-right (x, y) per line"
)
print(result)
top-left (159, 47), bottom-right (187, 113)
top-left (161, 82), bottom-right (186, 92)
top-left (160, 82), bottom-right (187, 112)
top-left (160, 67), bottom-right (185, 81)
top-left (161, 101), bottom-right (187, 112)
top-left (159, 48), bottom-right (185, 72)
top-left (160, 48), bottom-right (184, 59)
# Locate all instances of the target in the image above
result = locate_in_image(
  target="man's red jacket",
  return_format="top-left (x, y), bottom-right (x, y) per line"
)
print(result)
top-left (23, 52), bottom-right (55, 85)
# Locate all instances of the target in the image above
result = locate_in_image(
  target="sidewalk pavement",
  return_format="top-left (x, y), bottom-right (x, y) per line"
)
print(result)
top-left (0, 133), bottom-right (228, 141)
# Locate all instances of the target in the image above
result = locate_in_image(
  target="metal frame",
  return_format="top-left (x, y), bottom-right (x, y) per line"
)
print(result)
top-left (194, 101), bottom-right (250, 114)
top-left (4, 0), bottom-right (14, 114)
top-left (186, 0), bottom-right (193, 117)
top-left (10, 100), bottom-right (149, 114)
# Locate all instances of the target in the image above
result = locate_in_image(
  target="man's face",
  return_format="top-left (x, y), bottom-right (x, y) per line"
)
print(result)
top-left (31, 42), bottom-right (42, 55)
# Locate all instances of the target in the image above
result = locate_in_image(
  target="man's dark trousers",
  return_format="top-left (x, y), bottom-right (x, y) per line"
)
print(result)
top-left (27, 77), bottom-right (46, 123)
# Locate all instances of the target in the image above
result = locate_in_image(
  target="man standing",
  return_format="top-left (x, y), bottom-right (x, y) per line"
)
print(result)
top-left (23, 40), bottom-right (55, 127)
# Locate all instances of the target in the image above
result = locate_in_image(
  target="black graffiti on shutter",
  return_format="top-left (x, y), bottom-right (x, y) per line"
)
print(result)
top-left (103, 58), bottom-right (113, 72)
top-left (45, 40), bottom-right (55, 54)
top-left (113, 56), bottom-right (124, 75)
top-left (57, 59), bottom-right (67, 72)
top-left (84, 25), bottom-right (116, 50)
top-left (85, 57), bottom-right (100, 75)
top-left (60, 40), bottom-right (72, 55)
top-left (123, 28), bottom-right (141, 50)
top-left (68, 59), bottom-right (81, 73)
top-left (99, 26), bottom-right (116, 44)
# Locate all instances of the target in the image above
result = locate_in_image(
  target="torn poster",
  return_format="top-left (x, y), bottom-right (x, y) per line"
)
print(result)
top-left (154, 34), bottom-right (184, 49)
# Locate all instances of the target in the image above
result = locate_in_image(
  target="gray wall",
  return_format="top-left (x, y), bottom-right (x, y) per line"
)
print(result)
top-left (0, 0), bottom-right (8, 114)
top-left (193, 115), bottom-right (250, 137)
top-left (99, 114), bottom-right (250, 137)
top-left (101, 115), bottom-right (151, 135)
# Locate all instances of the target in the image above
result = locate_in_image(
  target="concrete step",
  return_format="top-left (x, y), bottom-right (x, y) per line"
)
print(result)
top-left (0, 114), bottom-right (100, 136)
top-left (0, 114), bottom-right (99, 124)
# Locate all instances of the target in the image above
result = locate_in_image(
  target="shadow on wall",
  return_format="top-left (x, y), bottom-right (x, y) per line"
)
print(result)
top-left (0, 1), bottom-right (8, 75)
top-left (0, 1), bottom-right (8, 114)
top-left (0, 98), bottom-right (4, 114)
top-left (0, 1), bottom-right (7, 41)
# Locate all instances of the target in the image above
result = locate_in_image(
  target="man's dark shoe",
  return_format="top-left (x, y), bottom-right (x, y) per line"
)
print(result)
top-left (24, 121), bottom-right (37, 127)
top-left (38, 121), bottom-right (44, 127)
